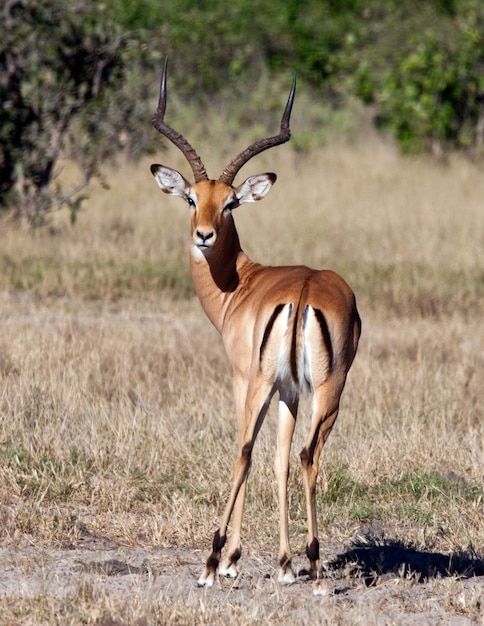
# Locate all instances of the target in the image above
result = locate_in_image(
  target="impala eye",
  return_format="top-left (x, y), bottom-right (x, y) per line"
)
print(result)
top-left (187, 197), bottom-right (196, 208)
top-left (223, 200), bottom-right (237, 213)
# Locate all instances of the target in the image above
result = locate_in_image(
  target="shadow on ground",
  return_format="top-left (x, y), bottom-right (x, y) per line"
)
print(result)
top-left (322, 523), bottom-right (484, 587)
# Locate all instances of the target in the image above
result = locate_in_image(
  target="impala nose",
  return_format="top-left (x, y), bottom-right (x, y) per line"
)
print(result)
top-left (196, 230), bottom-right (214, 246)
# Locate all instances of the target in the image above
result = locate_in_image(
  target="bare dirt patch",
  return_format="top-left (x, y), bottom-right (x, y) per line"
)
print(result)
top-left (1, 521), bottom-right (482, 625)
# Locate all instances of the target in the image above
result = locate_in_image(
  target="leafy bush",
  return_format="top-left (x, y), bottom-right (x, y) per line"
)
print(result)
top-left (374, 11), bottom-right (484, 153)
top-left (2, 0), bottom-right (484, 225)
top-left (0, 0), bottom-right (152, 224)
top-left (98, 0), bottom-right (484, 157)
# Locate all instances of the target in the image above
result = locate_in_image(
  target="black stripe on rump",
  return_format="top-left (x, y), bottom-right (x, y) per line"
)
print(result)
top-left (290, 303), bottom-right (300, 385)
top-left (259, 304), bottom-right (285, 362)
top-left (313, 308), bottom-right (334, 373)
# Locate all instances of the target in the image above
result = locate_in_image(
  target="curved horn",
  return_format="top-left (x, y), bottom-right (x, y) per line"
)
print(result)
top-left (219, 73), bottom-right (296, 186)
top-left (152, 58), bottom-right (208, 182)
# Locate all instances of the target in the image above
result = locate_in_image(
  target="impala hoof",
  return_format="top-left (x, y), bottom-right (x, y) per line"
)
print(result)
top-left (312, 579), bottom-right (330, 596)
top-left (277, 567), bottom-right (296, 585)
top-left (219, 561), bottom-right (238, 579)
top-left (197, 569), bottom-right (215, 587)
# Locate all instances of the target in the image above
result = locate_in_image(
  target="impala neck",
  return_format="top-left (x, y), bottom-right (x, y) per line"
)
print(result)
top-left (189, 213), bottom-right (248, 333)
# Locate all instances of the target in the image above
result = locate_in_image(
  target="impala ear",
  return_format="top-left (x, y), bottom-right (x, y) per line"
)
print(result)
top-left (150, 164), bottom-right (191, 199)
top-left (235, 173), bottom-right (277, 204)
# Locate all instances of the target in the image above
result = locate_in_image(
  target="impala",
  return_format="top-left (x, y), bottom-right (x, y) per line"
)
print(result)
top-left (150, 59), bottom-right (361, 590)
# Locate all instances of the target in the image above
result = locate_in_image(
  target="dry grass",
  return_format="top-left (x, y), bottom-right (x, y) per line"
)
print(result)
top-left (0, 125), bottom-right (483, 624)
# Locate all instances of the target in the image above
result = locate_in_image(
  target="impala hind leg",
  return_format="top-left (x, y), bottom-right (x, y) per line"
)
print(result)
top-left (300, 390), bottom-right (340, 583)
top-left (197, 377), bottom-right (274, 587)
top-left (275, 396), bottom-right (298, 584)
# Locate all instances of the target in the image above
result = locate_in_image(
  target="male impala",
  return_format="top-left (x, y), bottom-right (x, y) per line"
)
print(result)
top-left (150, 59), bottom-right (361, 590)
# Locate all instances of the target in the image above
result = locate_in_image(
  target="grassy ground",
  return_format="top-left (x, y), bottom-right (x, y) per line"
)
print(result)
top-left (0, 125), bottom-right (483, 624)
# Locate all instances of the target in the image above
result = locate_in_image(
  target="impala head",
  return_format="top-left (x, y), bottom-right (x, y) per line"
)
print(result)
top-left (150, 58), bottom-right (295, 254)
top-left (150, 165), bottom-right (276, 252)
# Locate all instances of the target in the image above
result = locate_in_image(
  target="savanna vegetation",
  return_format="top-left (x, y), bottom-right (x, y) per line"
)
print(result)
top-left (1, 0), bottom-right (484, 223)
top-left (0, 137), bottom-right (483, 622)
top-left (0, 0), bottom-right (483, 624)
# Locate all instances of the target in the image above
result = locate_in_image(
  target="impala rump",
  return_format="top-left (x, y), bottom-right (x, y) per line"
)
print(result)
top-left (258, 300), bottom-right (334, 399)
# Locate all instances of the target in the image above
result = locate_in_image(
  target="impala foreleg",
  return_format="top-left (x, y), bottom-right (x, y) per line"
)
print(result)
top-left (300, 393), bottom-right (339, 582)
top-left (197, 444), bottom-right (252, 587)
top-left (275, 396), bottom-right (298, 584)
top-left (218, 487), bottom-right (246, 579)
top-left (219, 373), bottom-right (249, 578)
top-left (198, 378), bottom-right (274, 587)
